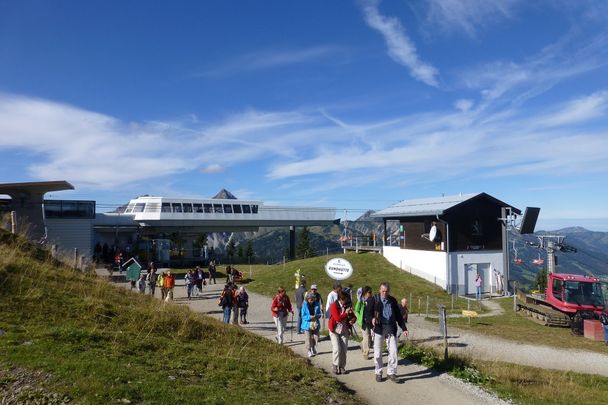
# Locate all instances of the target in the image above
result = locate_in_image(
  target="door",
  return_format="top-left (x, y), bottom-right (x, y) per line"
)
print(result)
top-left (465, 263), bottom-right (491, 295)
top-left (465, 264), bottom-right (477, 295)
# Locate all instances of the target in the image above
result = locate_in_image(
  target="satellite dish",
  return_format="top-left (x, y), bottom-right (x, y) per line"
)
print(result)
top-left (429, 225), bottom-right (438, 242)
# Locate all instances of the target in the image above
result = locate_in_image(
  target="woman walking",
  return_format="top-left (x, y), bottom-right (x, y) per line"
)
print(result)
top-left (328, 291), bottom-right (356, 374)
top-left (271, 287), bottom-right (293, 344)
top-left (301, 292), bottom-right (322, 357)
top-left (237, 286), bottom-right (249, 324)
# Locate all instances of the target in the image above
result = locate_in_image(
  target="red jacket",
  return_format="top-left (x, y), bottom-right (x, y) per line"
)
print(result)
top-left (328, 301), bottom-right (356, 333)
top-left (271, 294), bottom-right (292, 318)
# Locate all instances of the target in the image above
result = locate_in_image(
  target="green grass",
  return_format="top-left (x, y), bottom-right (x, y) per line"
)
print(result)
top-left (0, 231), bottom-right (362, 404)
top-left (399, 342), bottom-right (608, 405)
top-left (245, 252), bottom-right (474, 315)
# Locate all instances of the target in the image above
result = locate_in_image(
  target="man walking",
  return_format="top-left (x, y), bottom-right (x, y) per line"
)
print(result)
top-left (295, 280), bottom-right (307, 334)
top-left (271, 287), bottom-right (293, 344)
top-left (367, 282), bottom-right (408, 383)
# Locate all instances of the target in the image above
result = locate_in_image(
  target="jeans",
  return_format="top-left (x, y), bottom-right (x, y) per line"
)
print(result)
top-left (604, 325), bottom-right (608, 343)
top-left (374, 332), bottom-right (398, 376)
top-left (297, 306), bottom-right (303, 332)
top-left (223, 306), bottom-right (232, 324)
top-left (476, 286), bottom-right (481, 300)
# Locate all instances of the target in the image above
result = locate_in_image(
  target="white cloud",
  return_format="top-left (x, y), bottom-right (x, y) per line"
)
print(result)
top-left (200, 164), bottom-right (224, 174)
top-left (425, 0), bottom-right (518, 38)
top-left (360, 0), bottom-right (439, 87)
top-left (191, 45), bottom-right (347, 77)
top-left (454, 99), bottom-right (474, 112)
top-left (532, 91), bottom-right (608, 128)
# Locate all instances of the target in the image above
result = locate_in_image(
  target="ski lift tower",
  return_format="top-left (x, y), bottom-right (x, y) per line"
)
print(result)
top-left (501, 206), bottom-right (540, 295)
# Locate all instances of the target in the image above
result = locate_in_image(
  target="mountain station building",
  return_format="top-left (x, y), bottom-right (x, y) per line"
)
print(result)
top-left (372, 193), bottom-right (521, 296)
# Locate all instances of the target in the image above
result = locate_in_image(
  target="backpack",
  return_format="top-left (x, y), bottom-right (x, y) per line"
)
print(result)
top-left (600, 312), bottom-right (608, 326)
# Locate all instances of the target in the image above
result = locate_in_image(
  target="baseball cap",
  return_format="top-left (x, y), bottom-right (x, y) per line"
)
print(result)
top-left (311, 284), bottom-right (318, 290)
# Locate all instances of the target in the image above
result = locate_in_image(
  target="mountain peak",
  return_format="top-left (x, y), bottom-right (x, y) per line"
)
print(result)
top-left (212, 189), bottom-right (237, 200)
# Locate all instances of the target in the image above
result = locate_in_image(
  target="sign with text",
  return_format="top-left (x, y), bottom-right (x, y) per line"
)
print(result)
top-left (325, 258), bottom-right (354, 280)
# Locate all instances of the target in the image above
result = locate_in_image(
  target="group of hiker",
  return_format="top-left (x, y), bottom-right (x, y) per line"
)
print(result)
top-left (274, 279), bottom-right (410, 383)
top-left (218, 282), bottom-right (249, 324)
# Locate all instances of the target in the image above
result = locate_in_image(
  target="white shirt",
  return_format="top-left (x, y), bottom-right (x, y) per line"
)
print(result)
top-left (326, 290), bottom-right (338, 317)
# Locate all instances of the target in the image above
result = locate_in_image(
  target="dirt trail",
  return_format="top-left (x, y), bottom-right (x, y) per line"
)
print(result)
top-left (102, 270), bottom-right (507, 405)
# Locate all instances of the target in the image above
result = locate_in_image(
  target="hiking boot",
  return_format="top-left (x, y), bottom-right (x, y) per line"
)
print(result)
top-left (388, 374), bottom-right (398, 383)
top-left (307, 350), bottom-right (313, 358)
top-left (333, 366), bottom-right (340, 375)
top-left (375, 374), bottom-right (382, 382)
top-left (312, 347), bottom-right (317, 355)
top-left (340, 368), bottom-right (348, 375)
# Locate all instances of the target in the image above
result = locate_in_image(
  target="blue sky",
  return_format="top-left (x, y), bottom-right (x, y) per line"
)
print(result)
top-left (1, 0), bottom-right (608, 231)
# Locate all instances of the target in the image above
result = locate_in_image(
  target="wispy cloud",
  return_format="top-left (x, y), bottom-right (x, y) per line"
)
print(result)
top-left (191, 45), bottom-right (347, 77)
top-left (424, 0), bottom-right (518, 38)
top-left (360, 0), bottom-right (439, 87)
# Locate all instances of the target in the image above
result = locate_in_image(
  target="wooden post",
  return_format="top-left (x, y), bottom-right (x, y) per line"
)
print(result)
top-left (513, 281), bottom-right (518, 312)
top-left (73, 248), bottom-right (78, 270)
top-left (440, 305), bottom-right (448, 361)
top-left (426, 296), bottom-right (430, 318)
top-left (418, 297), bottom-right (421, 316)
top-left (10, 211), bottom-right (17, 234)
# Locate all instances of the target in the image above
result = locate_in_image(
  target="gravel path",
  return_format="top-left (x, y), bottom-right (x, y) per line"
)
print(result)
top-left (408, 300), bottom-right (608, 377)
top-left (109, 271), bottom-right (508, 405)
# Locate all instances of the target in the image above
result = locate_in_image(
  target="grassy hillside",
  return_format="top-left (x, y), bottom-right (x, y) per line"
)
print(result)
top-left (0, 231), bottom-right (362, 404)
top-left (245, 252), bottom-right (474, 315)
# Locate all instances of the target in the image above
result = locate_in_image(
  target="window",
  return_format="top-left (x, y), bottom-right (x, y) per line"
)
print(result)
top-left (204, 203), bottom-right (212, 213)
top-left (171, 203), bottom-right (182, 213)
top-left (183, 203), bottom-right (193, 213)
top-left (223, 204), bottom-right (233, 213)
top-left (233, 204), bottom-right (242, 213)
top-left (242, 204), bottom-right (251, 214)
top-left (251, 204), bottom-right (258, 214)
top-left (133, 203), bottom-right (145, 213)
top-left (124, 204), bottom-right (134, 213)
top-left (161, 203), bottom-right (171, 213)
top-left (44, 201), bottom-right (62, 218)
top-left (213, 204), bottom-right (223, 213)
top-left (552, 279), bottom-right (563, 301)
top-left (193, 203), bottom-right (203, 213)
top-left (43, 200), bottom-right (95, 219)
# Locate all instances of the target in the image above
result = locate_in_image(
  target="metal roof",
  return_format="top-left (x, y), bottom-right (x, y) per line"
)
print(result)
top-left (372, 192), bottom-right (518, 218)
top-left (0, 180), bottom-right (74, 194)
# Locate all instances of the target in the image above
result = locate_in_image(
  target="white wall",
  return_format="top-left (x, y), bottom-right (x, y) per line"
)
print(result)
top-left (383, 246), bottom-right (506, 295)
top-left (449, 250), bottom-right (504, 296)
top-left (383, 246), bottom-right (448, 289)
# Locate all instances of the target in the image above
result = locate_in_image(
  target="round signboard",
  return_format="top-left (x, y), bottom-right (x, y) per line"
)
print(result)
top-left (325, 258), bottom-right (354, 281)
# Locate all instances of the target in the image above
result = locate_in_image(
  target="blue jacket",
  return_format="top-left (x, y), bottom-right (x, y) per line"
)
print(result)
top-left (301, 300), bottom-right (322, 333)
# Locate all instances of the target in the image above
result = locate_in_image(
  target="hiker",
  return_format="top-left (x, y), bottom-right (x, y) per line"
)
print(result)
top-left (218, 284), bottom-right (233, 323)
top-left (138, 273), bottom-right (146, 294)
top-left (231, 283), bottom-right (239, 324)
top-left (301, 292), bottom-right (322, 357)
top-left (355, 286), bottom-right (373, 359)
top-left (397, 298), bottom-right (409, 339)
top-left (164, 271), bottom-right (175, 301)
top-left (367, 282), bottom-right (407, 383)
top-left (328, 291), bottom-right (357, 375)
top-left (600, 309), bottom-right (608, 346)
top-left (325, 282), bottom-right (341, 332)
top-left (310, 284), bottom-right (324, 341)
top-left (208, 260), bottom-right (217, 284)
top-left (225, 265), bottom-right (233, 284)
top-left (271, 287), bottom-right (293, 344)
top-left (185, 270), bottom-right (194, 300)
top-left (158, 272), bottom-right (166, 300)
top-left (194, 266), bottom-right (204, 295)
top-left (147, 267), bottom-right (157, 296)
top-left (475, 273), bottom-right (482, 300)
top-left (295, 280), bottom-right (307, 334)
top-left (237, 286), bottom-right (249, 324)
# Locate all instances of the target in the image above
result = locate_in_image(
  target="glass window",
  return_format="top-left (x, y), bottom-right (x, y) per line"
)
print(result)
top-left (125, 204), bottom-right (134, 213)
top-left (193, 203), bottom-right (203, 213)
top-left (233, 204), bottom-right (242, 213)
top-left (223, 204), bottom-right (233, 213)
top-left (171, 203), bottom-right (182, 213)
top-left (44, 201), bottom-right (62, 218)
top-left (161, 203), bottom-right (171, 213)
top-left (132, 203), bottom-right (145, 213)
top-left (242, 204), bottom-right (251, 214)
top-left (552, 279), bottom-right (563, 301)
top-left (204, 203), bottom-right (212, 213)
top-left (251, 204), bottom-right (258, 214)
top-left (183, 203), bottom-right (193, 213)
top-left (213, 204), bottom-right (223, 213)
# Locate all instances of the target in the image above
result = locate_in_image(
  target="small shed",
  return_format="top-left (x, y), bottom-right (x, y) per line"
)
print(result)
top-left (373, 193), bottom-right (520, 296)
top-left (124, 257), bottom-right (143, 282)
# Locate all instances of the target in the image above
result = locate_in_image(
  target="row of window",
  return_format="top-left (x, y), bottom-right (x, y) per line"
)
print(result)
top-left (44, 200), bottom-right (96, 219)
top-left (126, 202), bottom-right (259, 215)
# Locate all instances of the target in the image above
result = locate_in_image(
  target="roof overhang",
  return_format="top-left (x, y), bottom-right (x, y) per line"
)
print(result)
top-left (0, 180), bottom-right (74, 196)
